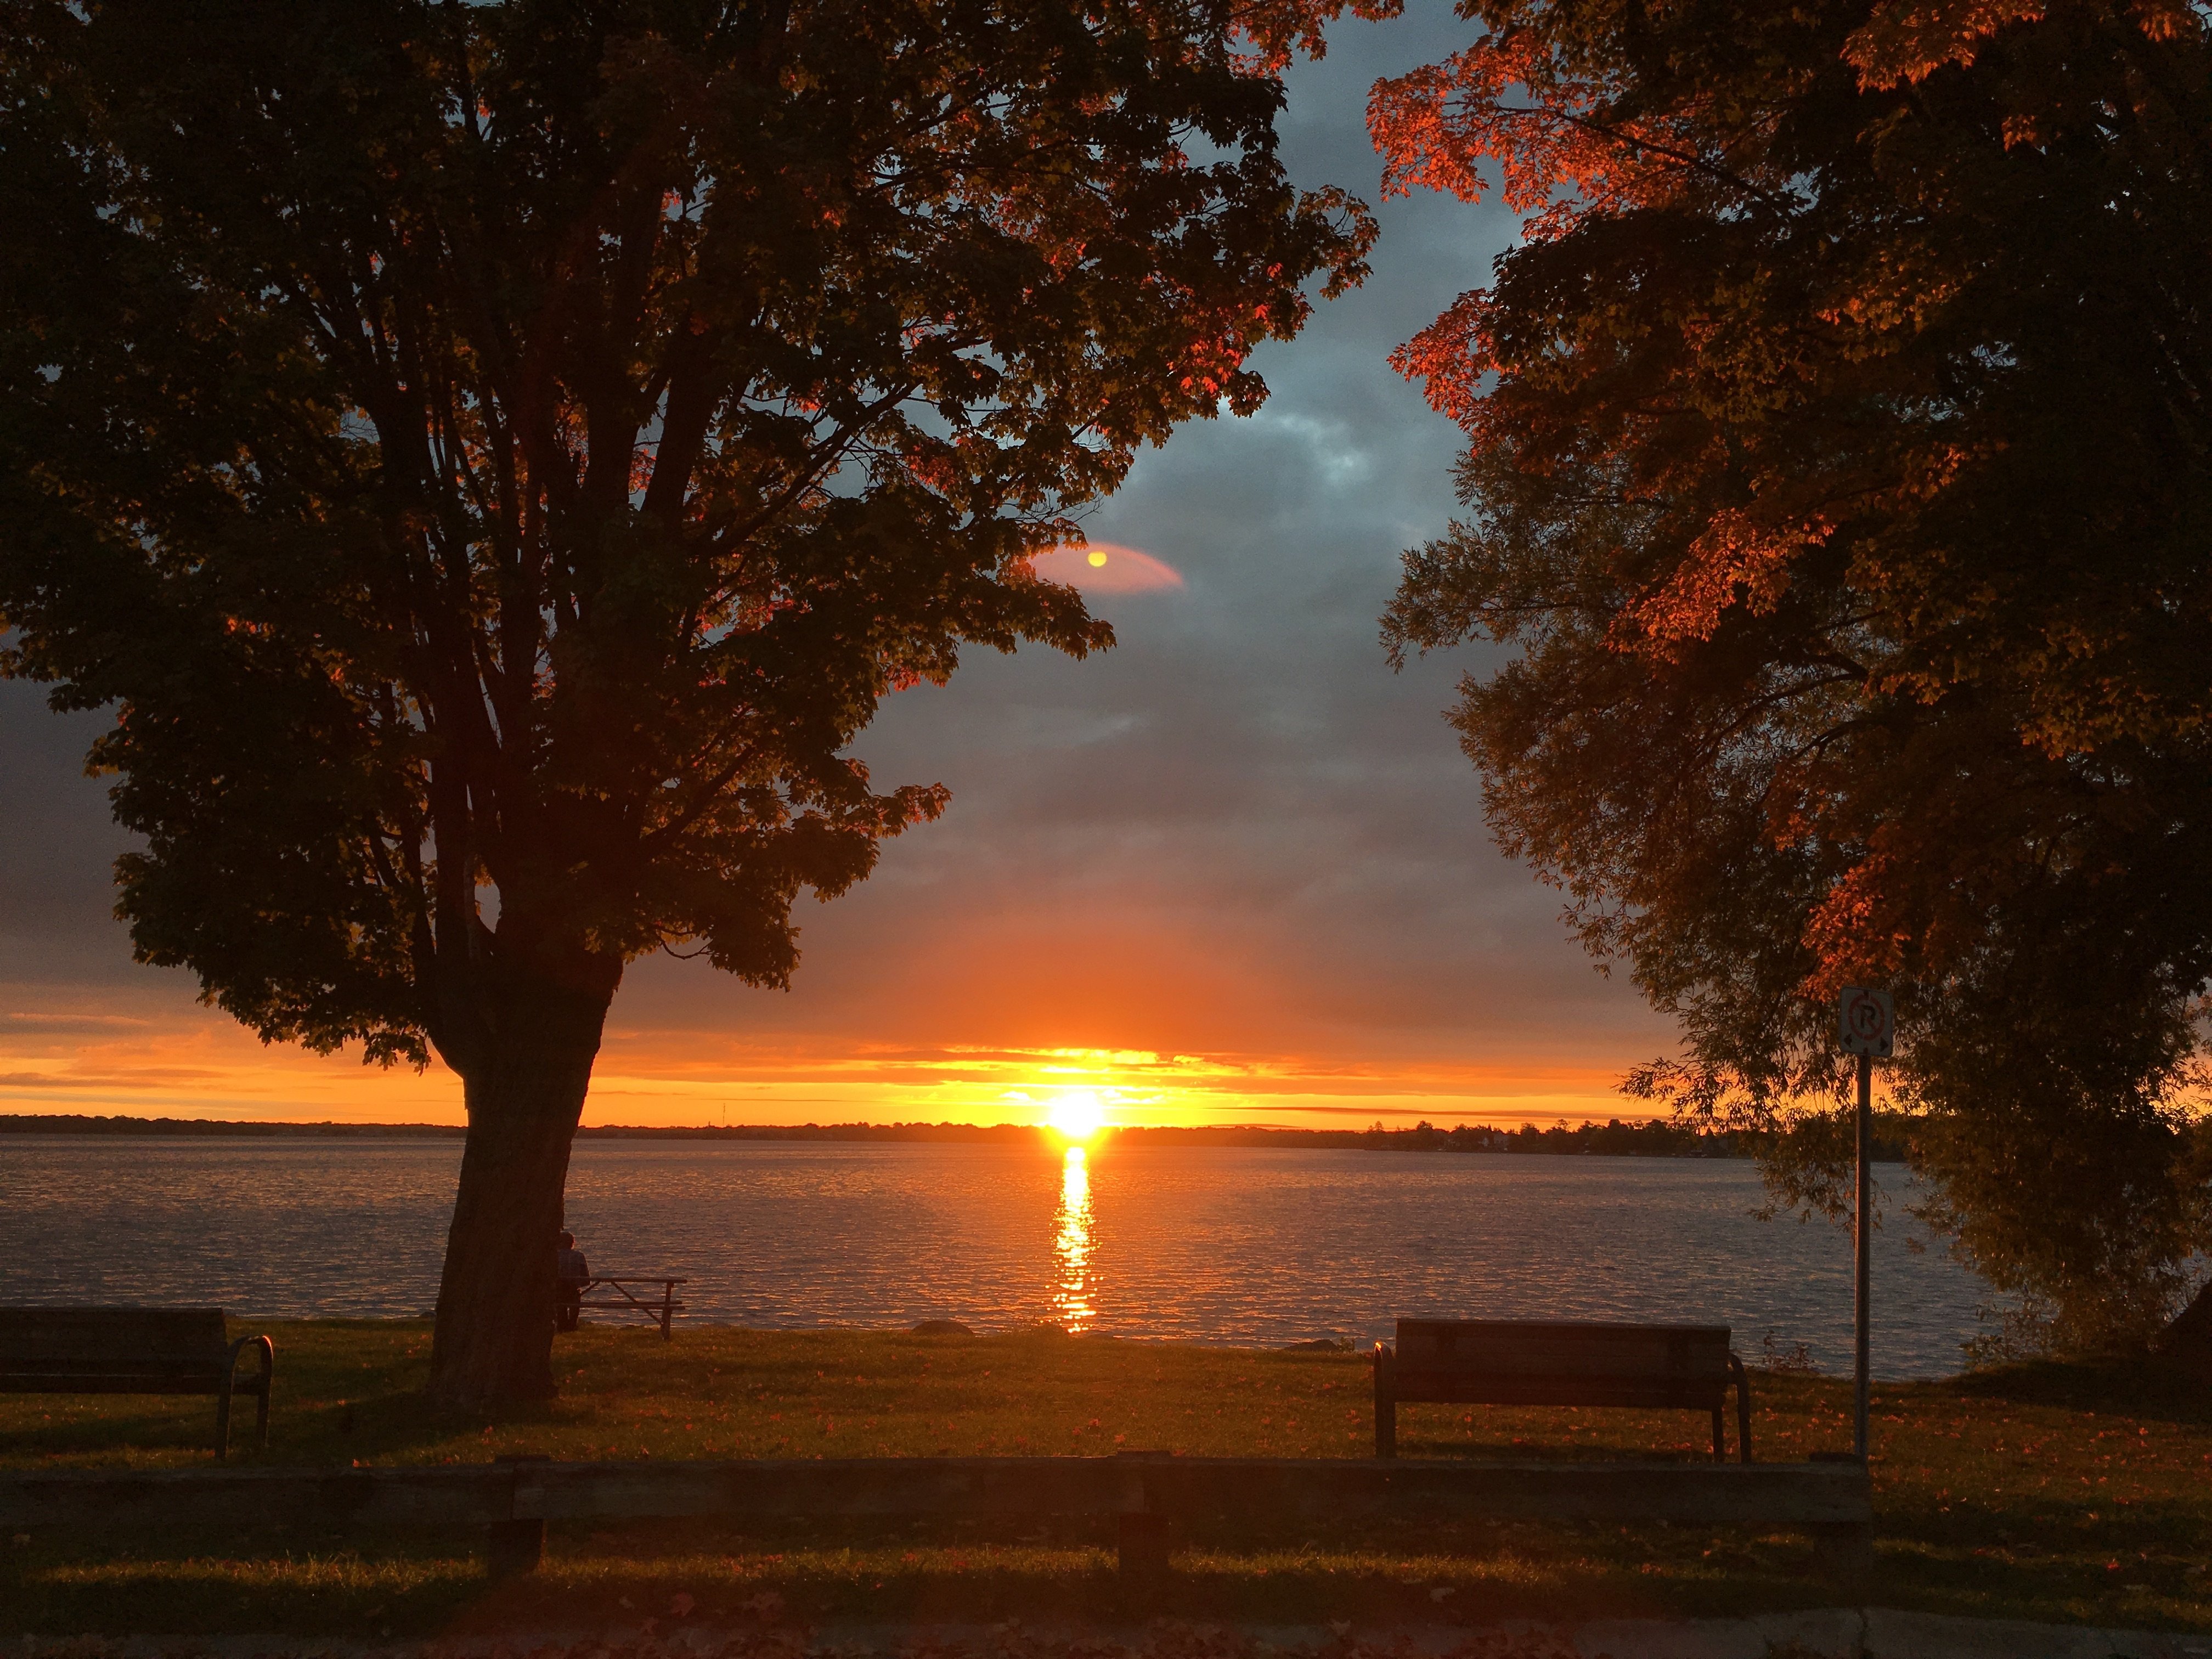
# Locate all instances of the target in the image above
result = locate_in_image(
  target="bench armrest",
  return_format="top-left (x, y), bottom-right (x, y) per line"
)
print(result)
top-left (228, 1333), bottom-right (274, 1390)
top-left (1727, 1350), bottom-right (1752, 1464)
top-left (217, 1334), bottom-right (275, 1459)
top-left (1372, 1341), bottom-right (1397, 1458)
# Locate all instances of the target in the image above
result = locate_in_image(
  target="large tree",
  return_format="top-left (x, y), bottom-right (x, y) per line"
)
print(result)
top-left (0, 0), bottom-right (1381, 1405)
top-left (1374, 0), bottom-right (2212, 1352)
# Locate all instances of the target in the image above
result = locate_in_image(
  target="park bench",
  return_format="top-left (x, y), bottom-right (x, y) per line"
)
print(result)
top-left (0, 1307), bottom-right (273, 1459)
top-left (1374, 1319), bottom-right (1752, 1463)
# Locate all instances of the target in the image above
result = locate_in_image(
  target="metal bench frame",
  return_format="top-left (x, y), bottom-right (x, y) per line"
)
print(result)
top-left (0, 1307), bottom-right (273, 1459)
top-left (1374, 1318), bottom-right (1753, 1464)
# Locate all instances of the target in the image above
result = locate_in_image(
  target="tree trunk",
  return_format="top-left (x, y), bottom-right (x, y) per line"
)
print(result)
top-left (427, 958), bottom-right (615, 1412)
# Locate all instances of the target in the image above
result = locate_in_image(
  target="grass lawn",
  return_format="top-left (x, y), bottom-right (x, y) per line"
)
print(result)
top-left (2, 1321), bottom-right (2207, 1637)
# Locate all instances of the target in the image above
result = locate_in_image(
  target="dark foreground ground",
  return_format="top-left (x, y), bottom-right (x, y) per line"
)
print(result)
top-left (2, 1323), bottom-right (2205, 1636)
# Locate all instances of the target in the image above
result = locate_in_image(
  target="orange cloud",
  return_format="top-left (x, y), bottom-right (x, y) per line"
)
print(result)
top-left (0, 986), bottom-right (460, 1122)
top-left (1030, 541), bottom-right (1186, 593)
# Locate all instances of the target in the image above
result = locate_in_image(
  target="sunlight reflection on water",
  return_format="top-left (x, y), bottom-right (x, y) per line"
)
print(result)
top-left (0, 1136), bottom-right (1997, 1376)
top-left (1053, 1146), bottom-right (1094, 1333)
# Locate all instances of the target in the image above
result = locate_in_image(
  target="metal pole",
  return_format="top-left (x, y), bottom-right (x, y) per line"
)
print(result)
top-left (1854, 1050), bottom-right (1872, 1462)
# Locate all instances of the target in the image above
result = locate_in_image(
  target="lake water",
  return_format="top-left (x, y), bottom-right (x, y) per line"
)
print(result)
top-left (0, 1137), bottom-right (1995, 1378)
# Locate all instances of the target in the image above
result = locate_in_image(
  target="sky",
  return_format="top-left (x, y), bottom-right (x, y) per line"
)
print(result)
top-left (0, 5), bottom-right (1678, 1131)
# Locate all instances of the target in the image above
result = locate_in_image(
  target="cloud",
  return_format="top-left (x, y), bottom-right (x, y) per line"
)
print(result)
top-left (1031, 542), bottom-right (1187, 594)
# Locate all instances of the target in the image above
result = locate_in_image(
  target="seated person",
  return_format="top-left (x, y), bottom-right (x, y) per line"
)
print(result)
top-left (555, 1231), bottom-right (589, 1331)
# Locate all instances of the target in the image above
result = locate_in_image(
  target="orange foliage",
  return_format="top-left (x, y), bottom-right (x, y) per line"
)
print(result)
top-left (1374, 0), bottom-right (2207, 668)
top-left (1233, 0), bottom-right (1404, 71)
top-left (1623, 510), bottom-right (1835, 655)
top-left (1843, 0), bottom-right (2048, 89)
top-left (1844, 0), bottom-right (2197, 87)
top-left (1376, 0), bottom-right (2212, 1109)
top-left (1370, 27), bottom-right (1708, 238)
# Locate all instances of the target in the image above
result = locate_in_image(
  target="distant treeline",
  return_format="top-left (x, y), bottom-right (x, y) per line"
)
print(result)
top-left (1119, 1120), bottom-right (1748, 1155)
top-left (0, 1111), bottom-right (1910, 1158)
top-left (0, 1114), bottom-right (465, 1137)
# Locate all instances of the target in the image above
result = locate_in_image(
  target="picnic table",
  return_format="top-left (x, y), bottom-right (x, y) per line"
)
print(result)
top-left (572, 1276), bottom-right (686, 1339)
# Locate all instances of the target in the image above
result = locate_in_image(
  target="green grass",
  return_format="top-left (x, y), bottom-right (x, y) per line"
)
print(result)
top-left (3, 1321), bottom-right (2209, 1637)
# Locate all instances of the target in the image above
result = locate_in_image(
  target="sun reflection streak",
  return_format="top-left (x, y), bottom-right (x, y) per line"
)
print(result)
top-left (1053, 1145), bottom-right (1095, 1332)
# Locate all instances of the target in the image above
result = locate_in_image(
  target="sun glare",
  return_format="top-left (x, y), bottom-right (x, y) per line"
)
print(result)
top-left (1053, 1144), bottom-right (1094, 1331)
top-left (1086, 550), bottom-right (1108, 567)
top-left (1046, 1088), bottom-right (1108, 1142)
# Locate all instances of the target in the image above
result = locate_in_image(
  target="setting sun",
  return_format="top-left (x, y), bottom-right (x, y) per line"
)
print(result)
top-left (1046, 1088), bottom-right (1108, 1141)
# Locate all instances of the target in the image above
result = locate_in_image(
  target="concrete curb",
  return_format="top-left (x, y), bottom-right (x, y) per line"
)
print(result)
top-left (7, 1612), bottom-right (2212, 1659)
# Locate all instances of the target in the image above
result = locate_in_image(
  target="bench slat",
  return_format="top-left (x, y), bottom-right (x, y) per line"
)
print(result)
top-left (0, 1307), bottom-right (232, 1368)
top-left (0, 1374), bottom-right (235, 1395)
top-left (1396, 1320), bottom-right (1733, 1380)
top-left (1387, 1376), bottom-right (1729, 1408)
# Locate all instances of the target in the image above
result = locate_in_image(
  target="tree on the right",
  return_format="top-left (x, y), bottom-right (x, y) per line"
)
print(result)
top-left (1374, 0), bottom-right (2212, 1356)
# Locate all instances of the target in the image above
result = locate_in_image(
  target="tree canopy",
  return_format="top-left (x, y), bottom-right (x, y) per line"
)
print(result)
top-left (0, 0), bottom-right (1385, 1401)
top-left (1374, 0), bottom-right (2212, 1352)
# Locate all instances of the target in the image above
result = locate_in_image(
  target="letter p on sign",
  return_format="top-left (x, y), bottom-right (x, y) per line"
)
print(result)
top-left (1837, 987), bottom-right (1895, 1058)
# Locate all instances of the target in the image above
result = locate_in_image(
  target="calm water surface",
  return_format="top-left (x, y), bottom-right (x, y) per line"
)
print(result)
top-left (0, 1137), bottom-right (1994, 1377)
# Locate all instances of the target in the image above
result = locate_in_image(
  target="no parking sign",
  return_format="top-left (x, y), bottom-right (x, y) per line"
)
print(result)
top-left (1837, 986), bottom-right (1894, 1058)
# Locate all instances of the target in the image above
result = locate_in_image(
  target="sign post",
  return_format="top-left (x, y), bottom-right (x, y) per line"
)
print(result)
top-left (1836, 986), bottom-right (1894, 1463)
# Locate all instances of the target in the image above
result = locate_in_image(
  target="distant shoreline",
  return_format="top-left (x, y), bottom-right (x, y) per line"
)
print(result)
top-left (0, 1111), bottom-right (1901, 1158)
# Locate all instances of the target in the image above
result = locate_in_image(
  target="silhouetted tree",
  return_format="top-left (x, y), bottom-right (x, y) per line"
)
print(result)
top-left (0, 0), bottom-right (1383, 1404)
top-left (1374, 0), bottom-right (2212, 1353)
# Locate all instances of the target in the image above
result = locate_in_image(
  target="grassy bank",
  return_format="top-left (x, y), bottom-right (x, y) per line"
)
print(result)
top-left (3, 1321), bottom-right (2207, 1635)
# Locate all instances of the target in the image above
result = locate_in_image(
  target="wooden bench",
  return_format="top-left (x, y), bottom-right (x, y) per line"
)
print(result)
top-left (1374, 1319), bottom-right (1752, 1463)
top-left (0, 1308), bottom-right (273, 1459)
